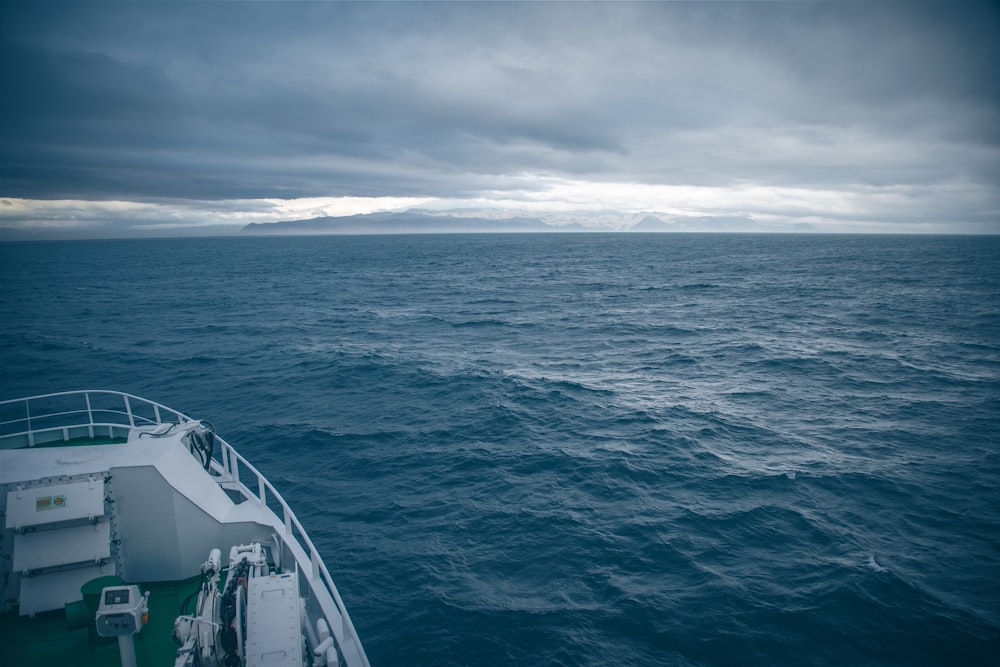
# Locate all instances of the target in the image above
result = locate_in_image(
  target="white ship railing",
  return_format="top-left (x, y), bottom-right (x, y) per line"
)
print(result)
top-left (0, 390), bottom-right (370, 667)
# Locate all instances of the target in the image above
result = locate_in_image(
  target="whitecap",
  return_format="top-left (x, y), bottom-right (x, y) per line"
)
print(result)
top-left (866, 554), bottom-right (889, 573)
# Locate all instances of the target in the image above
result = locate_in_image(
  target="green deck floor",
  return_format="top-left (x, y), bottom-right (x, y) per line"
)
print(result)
top-left (0, 575), bottom-right (202, 667)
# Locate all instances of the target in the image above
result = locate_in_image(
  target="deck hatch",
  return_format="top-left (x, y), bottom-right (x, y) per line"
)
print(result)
top-left (12, 521), bottom-right (111, 572)
top-left (245, 571), bottom-right (303, 667)
top-left (6, 479), bottom-right (105, 529)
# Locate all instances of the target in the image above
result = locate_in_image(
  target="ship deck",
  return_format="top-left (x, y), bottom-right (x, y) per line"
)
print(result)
top-left (0, 390), bottom-right (371, 667)
top-left (0, 575), bottom-right (202, 667)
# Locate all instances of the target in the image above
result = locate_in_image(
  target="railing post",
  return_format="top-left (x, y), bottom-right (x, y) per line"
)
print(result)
top-left (123, 395), bottom-right (135, 427)
top-left (26, 398), bottom-right (34, 448)
top-left (258, 475), bottom-right (266, 507)
top-left (283, 505), bottom-right (292, 538)
top-left (86, 393), bottom-right (95, 437)
top-left (310, 545), bottom-right (320, 582)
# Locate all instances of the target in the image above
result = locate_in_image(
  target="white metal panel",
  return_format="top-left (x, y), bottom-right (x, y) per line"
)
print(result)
top-left (245, 571), bottom-right (303, 667)
top-left (12, 521), bottom-right (111, 572)
top-left (18, 561), bottom-right (116, 616)
top-left (110, 460), bottom-right (274, 583)
top-left (5, 479), bottom-right (105, 529)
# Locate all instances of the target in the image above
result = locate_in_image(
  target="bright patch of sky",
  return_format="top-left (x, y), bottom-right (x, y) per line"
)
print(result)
top-left (1, 196), bottom-right (433, 231)
top-left (4, 176), bottom-right (994, 235)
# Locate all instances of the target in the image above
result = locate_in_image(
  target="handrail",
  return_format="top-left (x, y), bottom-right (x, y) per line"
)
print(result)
top-left (0, 390), bottom-right (370, 667)
top-left (0, 390), bottom-right (188, 442)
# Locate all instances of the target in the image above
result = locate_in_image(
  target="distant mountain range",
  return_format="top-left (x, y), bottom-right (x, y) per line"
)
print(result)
top-left (241, 210), bottom-right (594, 235)
top-left (240, 210), bottom-right (812, 235)
top-left (0, 209), bottom-right (815, 241)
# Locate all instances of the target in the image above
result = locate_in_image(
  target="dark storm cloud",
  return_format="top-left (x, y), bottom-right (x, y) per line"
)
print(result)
top-left (0, 1), bottom-right (997, 229)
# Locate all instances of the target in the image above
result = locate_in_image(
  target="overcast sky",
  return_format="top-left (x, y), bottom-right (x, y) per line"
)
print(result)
top-left (1, 1), bottom-right (998, 236)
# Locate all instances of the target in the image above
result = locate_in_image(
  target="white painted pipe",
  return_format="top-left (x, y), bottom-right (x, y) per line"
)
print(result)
top-left (317, 618), bottom-right (331, 643)
top-left (118, 635), bottom-right (137, 667)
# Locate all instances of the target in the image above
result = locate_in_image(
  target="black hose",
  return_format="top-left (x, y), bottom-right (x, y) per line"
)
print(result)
top-left (187, 422), bottom-right (215, 470)
top-left (180, 569), bottom-right (207, 616)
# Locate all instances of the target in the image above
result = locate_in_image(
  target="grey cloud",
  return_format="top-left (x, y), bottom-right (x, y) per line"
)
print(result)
top-left (0, 0), bottom-right (997, 220)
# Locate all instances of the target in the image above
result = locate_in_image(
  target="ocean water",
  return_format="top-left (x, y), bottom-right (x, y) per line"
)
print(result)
top-left (1, 233), bottom-right (998, 665)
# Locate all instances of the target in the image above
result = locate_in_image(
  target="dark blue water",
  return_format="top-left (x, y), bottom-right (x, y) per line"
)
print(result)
top-left (2, 234), bottom-right (998, 665)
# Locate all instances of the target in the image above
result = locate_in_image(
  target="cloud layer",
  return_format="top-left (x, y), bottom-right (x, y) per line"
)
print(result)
top-left (1, 1), bottom-right (998, 235)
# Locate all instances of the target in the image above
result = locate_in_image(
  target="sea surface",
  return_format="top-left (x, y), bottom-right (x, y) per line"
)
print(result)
top-left (1, 233), bottom-right (998, 665)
